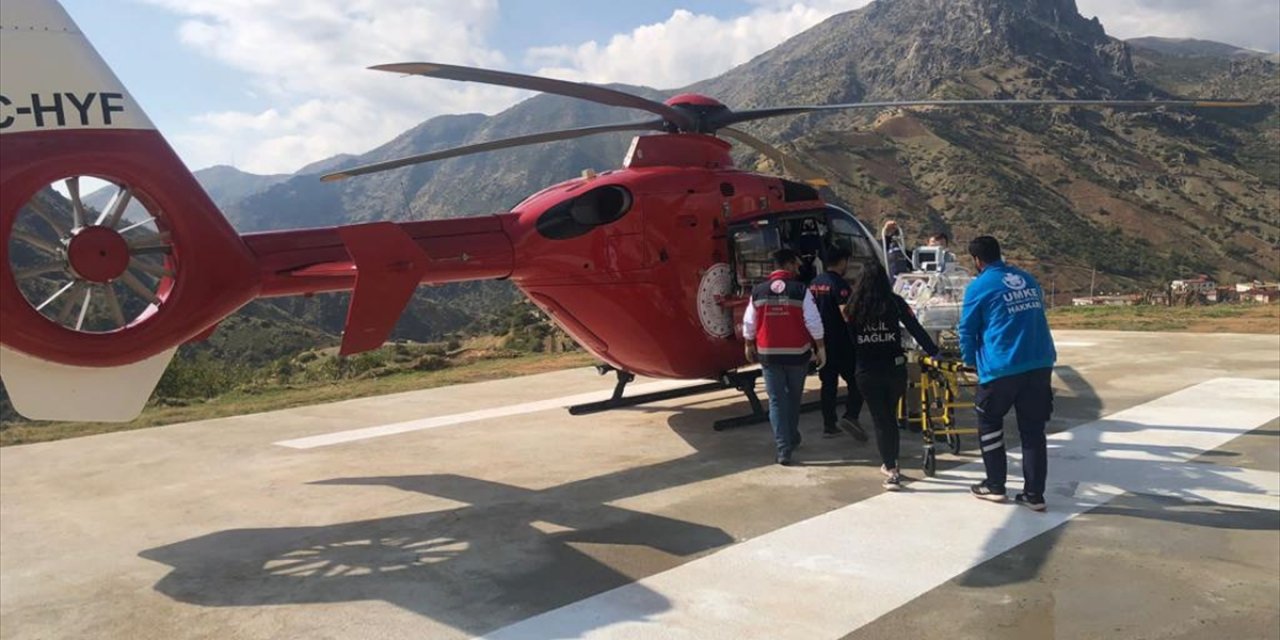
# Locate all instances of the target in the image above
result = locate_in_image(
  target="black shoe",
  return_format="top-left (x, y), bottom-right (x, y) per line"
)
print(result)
top-left (822, 426), bottom-right (841, 439)
top-left (1015, 493), bottom-right (1046, 512)
top-left (970, 482), bottom-right (1007, 502)
top-left (839, 417), bottom-right (868, 442)
top-left (777, 454), bottom-right (795, 466)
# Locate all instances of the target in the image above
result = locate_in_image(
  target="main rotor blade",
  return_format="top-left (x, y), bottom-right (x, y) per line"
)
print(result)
top-left (720, 127), bottom-right (829, 187)
top-left (372, 62), bottom-right (694, 131)
top-left (712, 99), bottom-right (1260, 129)
top-left (322, 119), bottom-right (665, 182)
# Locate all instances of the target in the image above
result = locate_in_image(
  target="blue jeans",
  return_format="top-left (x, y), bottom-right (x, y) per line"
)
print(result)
top-left (762, 363), bottom-right (808, 457)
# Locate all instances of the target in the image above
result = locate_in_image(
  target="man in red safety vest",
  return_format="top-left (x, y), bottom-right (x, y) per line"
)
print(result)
top-left (744, 248), bottom-right (827, 465)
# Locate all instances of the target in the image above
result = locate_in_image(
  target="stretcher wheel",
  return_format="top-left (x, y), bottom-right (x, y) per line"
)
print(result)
top-left (947, 433), bottom-right (962, 454)
top-left (922, 447), bottom-right (937, 477)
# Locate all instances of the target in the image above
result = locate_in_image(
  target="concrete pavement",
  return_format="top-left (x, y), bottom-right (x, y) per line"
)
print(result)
top-left (1, 330), bottom-right (1277, 639)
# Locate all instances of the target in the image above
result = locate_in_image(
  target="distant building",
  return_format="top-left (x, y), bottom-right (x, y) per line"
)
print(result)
top-left (1072, 295), bottom-right (1139, 307)
top-left (1240, 285), bottom-right (1280, 304)
top-left (1171, 275), bottom-right (1216, 295)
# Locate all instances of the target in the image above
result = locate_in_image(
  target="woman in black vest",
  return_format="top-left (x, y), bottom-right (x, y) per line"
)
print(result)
top-left (846, 260), bottom-right (939, 490)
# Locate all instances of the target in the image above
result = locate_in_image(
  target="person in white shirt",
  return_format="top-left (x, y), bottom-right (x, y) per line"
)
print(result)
top-left (743, 249), bottom-right (825, 466)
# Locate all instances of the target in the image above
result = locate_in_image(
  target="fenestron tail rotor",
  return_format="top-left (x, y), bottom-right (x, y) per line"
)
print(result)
top-left (328, 60), bottom-right (1259, 182)
top-left (7, 179), bottom-right (174, 334)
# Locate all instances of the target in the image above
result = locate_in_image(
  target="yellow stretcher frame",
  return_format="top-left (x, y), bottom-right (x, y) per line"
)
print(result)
top-left (897, 355), bottom-right (979, 476)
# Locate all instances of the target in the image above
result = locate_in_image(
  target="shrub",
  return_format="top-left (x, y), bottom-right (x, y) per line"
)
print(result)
top-left (412, 355), bottom-right (450, 371)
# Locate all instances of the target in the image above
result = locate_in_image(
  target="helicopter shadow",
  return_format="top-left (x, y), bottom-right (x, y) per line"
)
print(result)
top-left (951, 367), bottom-right (1278, 588)
top-left (137, 393), bottom-right (850, 637)
top-left (137, 368), bottom-right (1268, 630)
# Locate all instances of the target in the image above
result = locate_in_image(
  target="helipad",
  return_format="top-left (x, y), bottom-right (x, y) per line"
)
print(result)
top-left (1, 330), bottom-right (1277, 639)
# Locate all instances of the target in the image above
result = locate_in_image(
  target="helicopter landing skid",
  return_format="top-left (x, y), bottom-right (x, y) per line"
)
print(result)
top-left (568, 367), bottom-right (726, 416)
top-left (568, 367), bottom-right (825, 432)
top-left (712, 369), bottom-right (766, 431)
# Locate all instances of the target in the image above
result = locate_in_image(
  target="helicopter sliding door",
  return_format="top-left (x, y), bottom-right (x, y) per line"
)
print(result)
top-left (823, 205), bottom-right (881, 281)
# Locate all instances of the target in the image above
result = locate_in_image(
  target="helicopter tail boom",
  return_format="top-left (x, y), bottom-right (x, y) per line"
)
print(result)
top-left (242, 218), bottom-right (514, 356)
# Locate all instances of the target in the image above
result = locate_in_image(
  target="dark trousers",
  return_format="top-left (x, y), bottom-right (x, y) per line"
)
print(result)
top-left (819, 346), bottom-right (863, 428)
top-left (975, 367), bottom-right (1054, 496)
top-left (855, 365), bottom-right (906, 469)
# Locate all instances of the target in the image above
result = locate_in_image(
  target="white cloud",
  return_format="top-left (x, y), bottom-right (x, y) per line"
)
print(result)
top-left (528, 2), bottom-right (871, 87)
top-left (144, 0), bottom-right (527, 173)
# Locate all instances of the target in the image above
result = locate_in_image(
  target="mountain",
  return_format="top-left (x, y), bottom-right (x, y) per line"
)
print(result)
top-left (222, 89), bottom-right (665, 231)
top-left (212, 0), bottom-right (1276, 294)
top-left (33, 0), bottom-right (1279, 341)
top-left (1126, 37), bottom-right (1268, 59)
top-left (1128, 37), bottom-right (1280, 105)
top-left (687, 0), bottom-right (1278, 287)
top-left (5, 0), bottom-right (1278, 423)
top-left (83, 165), bottom-right (289, 223)
top-left (186, 165), bottom-right (291, 204)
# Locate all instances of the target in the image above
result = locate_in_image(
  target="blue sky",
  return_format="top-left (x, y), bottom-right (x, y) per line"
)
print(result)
top-left (60, 0), bottom-right (1280, 175)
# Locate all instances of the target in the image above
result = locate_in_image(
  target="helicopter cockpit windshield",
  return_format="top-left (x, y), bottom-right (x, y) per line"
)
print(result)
top-left (728, 206), bottom-right (880, 295)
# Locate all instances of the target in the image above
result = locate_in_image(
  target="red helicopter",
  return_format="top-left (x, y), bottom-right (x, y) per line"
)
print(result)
top-left (0, 0), bottom-right (1251, 423)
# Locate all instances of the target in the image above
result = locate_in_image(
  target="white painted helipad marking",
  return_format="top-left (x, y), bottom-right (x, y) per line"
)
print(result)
top-left (481, 378), bottom-right (1279, 640)
top-left (1055, 341), bottom-right (1097, 347)
top-left (275, 379), bottom-right (707, 449)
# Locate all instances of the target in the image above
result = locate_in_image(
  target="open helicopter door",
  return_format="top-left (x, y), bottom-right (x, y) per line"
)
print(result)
top-left (822, 205), bottom-right (881, 282)
top-left (726, 205), bottom-right (880, 295)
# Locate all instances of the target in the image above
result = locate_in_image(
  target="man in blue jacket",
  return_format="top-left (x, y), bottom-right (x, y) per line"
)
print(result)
top-left (959, 236), bottom-right (1057, 511)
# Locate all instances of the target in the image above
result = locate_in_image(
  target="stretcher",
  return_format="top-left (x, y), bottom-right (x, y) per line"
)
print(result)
top-left (897, 354), bottom-right (979, 476)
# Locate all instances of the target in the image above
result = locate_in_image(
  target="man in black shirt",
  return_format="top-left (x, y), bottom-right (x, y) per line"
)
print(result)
top-left (809, 248), bottom-right (867, 441)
